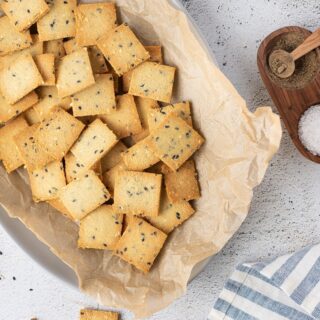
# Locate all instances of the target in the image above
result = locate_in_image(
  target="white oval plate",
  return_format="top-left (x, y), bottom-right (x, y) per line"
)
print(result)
top-left (0, 0), bottom-right (215, 288)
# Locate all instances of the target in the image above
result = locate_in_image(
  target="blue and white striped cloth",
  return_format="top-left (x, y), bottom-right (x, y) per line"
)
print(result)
top-left (208, 244), bottom-right (320, 320)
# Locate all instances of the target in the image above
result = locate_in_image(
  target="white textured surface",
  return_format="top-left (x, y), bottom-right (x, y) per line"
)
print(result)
top-left (1, 1), bottom-right (320, 319)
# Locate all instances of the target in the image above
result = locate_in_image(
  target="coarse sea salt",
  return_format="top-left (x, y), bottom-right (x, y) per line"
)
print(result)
top-left (299, 105), bottom-right (320, 155)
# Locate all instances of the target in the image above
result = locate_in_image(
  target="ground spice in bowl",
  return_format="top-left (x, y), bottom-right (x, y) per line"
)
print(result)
top-left (299, 105), bottom-right (320, 156)
top-left (267, 32), bottom-right (320, 89)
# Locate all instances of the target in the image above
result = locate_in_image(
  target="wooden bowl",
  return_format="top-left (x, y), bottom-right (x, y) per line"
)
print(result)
top-left (258, 26), bottom-right (320, 163)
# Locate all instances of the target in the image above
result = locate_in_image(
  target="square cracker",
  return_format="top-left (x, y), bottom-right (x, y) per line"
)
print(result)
top-left (56, 47), bottom-right (95, 98)
top-left (75, 3), bottom-right (117, 46)
top-left (146, 162), bottom-right (164, 175)
top-left (33, 86), bottom-right (71, 121)
top-left (47, 198), bottom-right (73, 220)
top-left (48, 198), bottom-right (73, 220)
top-left (102, 160), bottom-right (127, 196)
top-left (34, 107), bottom-right (85, 161)
top-left (63, 152), bottom-right (82, 183)
top-left (111, 70), bottom-right (120, 94)
top-left (0, 34), bottom-right (43, 69)
top-left (0, 91), bottom-right (38, 124)
top-left (113, 171), bottom-right (162, 217)
top-left (114, 217), bottom-right (167, 273)
top-left (80, 309), bottom-right (119, 320)
top-left (34, 54), bottom-right (56, 86)
top-left (64, 152), bottom-right (102, 183)
top-left (122, 137), bottom-right (159, 171)
top-left (37, 84), bottom-right (70, 106)
top-left (37, 0), bottom-right (76, 41)
top-left (58, 170), bottom-right (110, 221)
top-left (87, 46), bottom-right (109, 74)
top-left (14, 124), bottom-right (54, 172)
top-left (23, 107), bottom-right (41, 125)
top-left (44, 39), bottom-right (66, 59)
top-left (78, 205), bottom-right (123, 250)
top-left (147, 192), bottom-right (195, 234)
top-left (0, 53), bottom-right (43, 104)
top-left (123, 45), bottom-right (163, 92)
top-left (129, 62), bottom-right (176, 103)
top-left (162, 159), bottom-right (200, 202)
top-left (63, 38), bottom-right (79, 54)
top-left (122, 214), bottom-right (134, 232)
top-left (28, 160), bottom-right (66, 202)
top-left (0, 16), bottom-right (32, 56)
top-left (146, 45), bottom-right (163, 64)
top-left (101, 141), bottom-right (127, 173)
top-left (1, 0), bottom-right (49, 32)
top-left (99, 94), bottom-right (142, 139)
top-left (64, 39), bottom-right (108, 74)
top-left (70, 119), bottom-right (118, 171)
top-left (148, 101), bottom-right (192, 131)
top-left (71, 74), bottom-right (116, 117)
top-left (90, 160), bottom-right (102, 181)
top-left (132, 97), bottom-right (159, 143)
top-left (147, 114), bottom-right (204, 171)
top-left (97, 24), bottom-right (150, 76)
top-left (0, 116), bottom-right (29, 172)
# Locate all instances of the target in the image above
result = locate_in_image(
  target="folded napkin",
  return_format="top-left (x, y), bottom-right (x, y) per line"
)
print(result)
top-left (208, 244), bottom-right (320, 320)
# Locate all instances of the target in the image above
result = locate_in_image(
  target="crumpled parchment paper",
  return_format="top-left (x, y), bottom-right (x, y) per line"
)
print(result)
top-left (0, 0), bottom-right (282, 318)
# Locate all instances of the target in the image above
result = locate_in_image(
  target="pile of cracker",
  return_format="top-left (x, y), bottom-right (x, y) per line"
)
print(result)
top-left (0, 0), bottom-right (205, 273)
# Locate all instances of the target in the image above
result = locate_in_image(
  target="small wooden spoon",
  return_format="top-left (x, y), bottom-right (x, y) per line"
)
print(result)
top-left (269, 28), bottom-right (320, 78)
